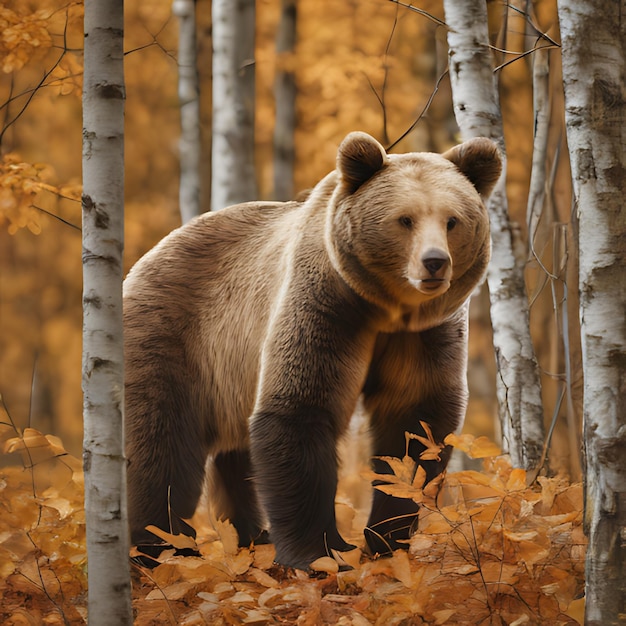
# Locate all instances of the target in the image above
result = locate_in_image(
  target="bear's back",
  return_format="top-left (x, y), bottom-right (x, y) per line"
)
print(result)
top-left (123, 200), bottom-right (305, 448)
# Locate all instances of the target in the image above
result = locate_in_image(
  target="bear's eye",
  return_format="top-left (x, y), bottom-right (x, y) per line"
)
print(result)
top-left (447, 217), bottom-right (458, 231)
top-left (398, 216), bottom-right (413, 229)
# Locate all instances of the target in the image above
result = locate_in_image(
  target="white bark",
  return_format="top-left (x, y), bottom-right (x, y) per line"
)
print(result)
top-left (443, 0), bottom-right (545, 469)
top-left (526, 47), bottom-right (550, 249)
top-left (273, 0), bottom-right (297, 201)
top-left (82, 0), bottom-right (131, 623)
top-left (173, 0), bottom-right (201, 223)
top-left (557, 1), bottom-right (626, 623)
top-left (211, 0), bottom-right (257, 210)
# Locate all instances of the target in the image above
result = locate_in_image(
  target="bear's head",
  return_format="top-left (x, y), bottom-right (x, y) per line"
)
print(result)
top-left (325, 131), bottom-right (501, 328)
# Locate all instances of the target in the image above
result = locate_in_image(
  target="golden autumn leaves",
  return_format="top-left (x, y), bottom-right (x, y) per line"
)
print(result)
top-left (0, 423), bottom-right (584, 624)
top-left (0, 425), bottom-right (87, 624)
top-left (0, 154), bottom-right (82, 234)
top-left (366, 424), bottom-right (501, 504)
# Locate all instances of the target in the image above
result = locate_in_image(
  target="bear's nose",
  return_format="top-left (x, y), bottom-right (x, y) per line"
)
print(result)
top-left (422, 249), bottom-right (450, 276)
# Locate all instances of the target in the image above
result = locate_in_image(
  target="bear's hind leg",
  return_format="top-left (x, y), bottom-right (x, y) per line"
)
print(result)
top-left (211, 450), bottom-right (269, 547)
top-left (126, 395), bottom-right (209, 555)
top-left (127, 443), bottom-right (208, 565)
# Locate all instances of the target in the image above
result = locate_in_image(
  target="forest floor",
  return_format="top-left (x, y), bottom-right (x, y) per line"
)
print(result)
top-left (0, 426), bottom-right (585, 625)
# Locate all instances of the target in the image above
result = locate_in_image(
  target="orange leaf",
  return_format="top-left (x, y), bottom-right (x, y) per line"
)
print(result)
top-left (506, 468), bottom-right (527, 491)
top-left (310, 556), bottom-right (338, 574)
top-left (374, 482), bottom-right (424, 502)
top-left (412, 465), bottom-right (427, 489)
top-left (444, 433), bottom-right (501, 458)
top-left (144, 525), bottom-right (198, 551)
top-left (215, 519), bottom-right (239, 554)
top-left (390, 550), bottom-right (412, 587)
top-left (373, 455), bottom-right (416, 484)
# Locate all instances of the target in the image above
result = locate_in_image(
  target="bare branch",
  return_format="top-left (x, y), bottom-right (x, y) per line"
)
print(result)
top-left (386, 69), bottom-right (449, 152)
top-left (388, 0), bottom-right (447, 27)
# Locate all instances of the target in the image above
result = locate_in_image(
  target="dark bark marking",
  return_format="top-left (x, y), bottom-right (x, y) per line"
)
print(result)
top-left (83, 450), bottom-right (91, 472)
top-left (83, 294), bottom-right (102, 309)
top-left (82, 194), bottom-right (95, 211)
top-left (83, 194), bottom-right (111, 229)
top-left (95, 82), bottom-right (125, 100)
top-left (594, 78), bottom-right (622, 110)
top-left (92, 357), bottom-right (113, 370)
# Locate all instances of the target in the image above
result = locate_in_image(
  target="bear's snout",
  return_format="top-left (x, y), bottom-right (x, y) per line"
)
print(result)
top-left (422, 248), bottom-right (451, 278)
top-left (406, 247), bottom-right (452, 296)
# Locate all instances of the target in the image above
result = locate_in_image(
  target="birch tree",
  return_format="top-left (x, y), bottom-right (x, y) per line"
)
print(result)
top-left (82, 0), bottom-right (132, 622)
top-left (273, 0), bottom-right (297, 201)
top-left (442, 0), bottom-right (545, 470)
top-left (211, 0), bottom-right (257, 210)
top-left (173, 0), bottom-right (201, 223)
top-left (557, 2), bottom-right (625, 622)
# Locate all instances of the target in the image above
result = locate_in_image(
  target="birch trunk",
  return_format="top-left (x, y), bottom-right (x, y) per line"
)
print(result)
top-left (273, 0), bottom-right (297, 201)
top-left (82, 0), bottom-right (132, 623)
top-left (173, 0), bottom-right (201, 223)
top-left (526, 47), bottom-right (550, 248)
top-left (442, 0), bottom-right (545, 469)
top-left (557, 2), bottom-right (626, 622)
top-left (211, 0), bottom-right (257, 210)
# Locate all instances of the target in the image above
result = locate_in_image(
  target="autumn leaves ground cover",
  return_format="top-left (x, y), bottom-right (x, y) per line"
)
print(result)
top-left (0, 425), bottom-right (584, 625)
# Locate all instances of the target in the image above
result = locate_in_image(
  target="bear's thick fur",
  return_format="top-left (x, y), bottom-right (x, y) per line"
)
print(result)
top-left (124, 132), bottom-right (501, 570)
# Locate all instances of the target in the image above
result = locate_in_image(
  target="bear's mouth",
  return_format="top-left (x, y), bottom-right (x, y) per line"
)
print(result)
top-left (410, 277), bottom-right (450, 295)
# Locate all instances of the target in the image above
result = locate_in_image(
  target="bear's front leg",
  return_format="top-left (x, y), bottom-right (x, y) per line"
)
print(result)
top-left (365, 422), bottom-right (454, 556)
top-left (363, 313), bottom-right (470, 556)
top-left (249, 267), bottom-right (378, 569)
top-left (250, 406), bottom-right (355, 570)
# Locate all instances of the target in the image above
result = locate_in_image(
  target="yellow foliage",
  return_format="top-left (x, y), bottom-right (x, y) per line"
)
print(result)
top-left (0, 426), bottom-right (86, 624)
top-left (0, 428), bottom-right (584, 625)
top-left (0, 7), bottom-right (52, 73)
top-left (50, 53), bottom-right (83, 96)
top-left (0, 154), bottom-right (56, 234)
top-left (445, 432), bottom-right (503, 458)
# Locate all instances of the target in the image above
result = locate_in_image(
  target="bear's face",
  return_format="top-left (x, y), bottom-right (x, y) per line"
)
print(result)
top-left (326, 132), bottom-right (501, 316)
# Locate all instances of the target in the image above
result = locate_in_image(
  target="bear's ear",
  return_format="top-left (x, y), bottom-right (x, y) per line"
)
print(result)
top-left (442, 137), bottom-right (502, 198)
top-left (337, 132), bottom-right (387, 194)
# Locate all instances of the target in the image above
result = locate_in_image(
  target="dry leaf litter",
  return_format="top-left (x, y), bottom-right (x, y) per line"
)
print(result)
top-left (0, 424), bottom-right (585, 625)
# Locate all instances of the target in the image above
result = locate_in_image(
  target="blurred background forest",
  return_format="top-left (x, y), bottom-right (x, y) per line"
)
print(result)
top-left (0, 0), bottom-right (579, 476)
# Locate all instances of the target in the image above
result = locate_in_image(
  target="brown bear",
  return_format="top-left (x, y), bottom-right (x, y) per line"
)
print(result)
top-left (124, 131), bottom-right (501, 570)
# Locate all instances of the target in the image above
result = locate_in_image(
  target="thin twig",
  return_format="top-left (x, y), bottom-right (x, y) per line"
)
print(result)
top-left (386, 69), bottom-right (449, 152)
top-left (493, 43), bottom-right (559, 73)
top-left (387, 0), bottom-right (447, 27)
top-left (505, 2), bottom-right (560, 48)
top-left (32, 205), bottom-right (81, 232)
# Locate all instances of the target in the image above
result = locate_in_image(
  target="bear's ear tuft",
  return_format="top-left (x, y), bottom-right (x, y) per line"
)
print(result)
top-left (337, 132), bottom-right (387, 194)
top-left (442, 137), bottom-right (502, 198)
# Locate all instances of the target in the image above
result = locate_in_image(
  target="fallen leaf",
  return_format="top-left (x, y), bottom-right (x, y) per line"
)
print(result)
top-left (389, 550), bottom-right (412, 588)
top-left (145, 525), bottom-right (198, 551)
top-left (310, 556), bottom-right (339, 574)
top-left (214, 519), bottom-right (239, 554)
